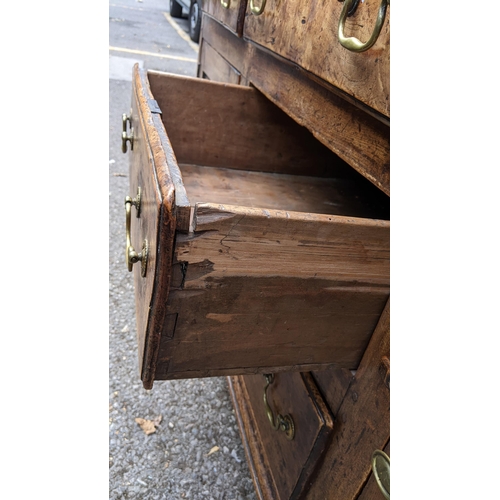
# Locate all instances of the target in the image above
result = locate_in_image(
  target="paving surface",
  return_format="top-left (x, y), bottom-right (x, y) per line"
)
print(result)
top-left (109, 1), bottom-right (258, 498)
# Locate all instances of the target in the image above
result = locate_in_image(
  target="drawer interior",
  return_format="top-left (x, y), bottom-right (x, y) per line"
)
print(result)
top-left (179, 163), bottom-right (389, 221)
top-left (134, 68), bottom-right (390, 386)
top-left (147, 71), bottom-right (389, 223)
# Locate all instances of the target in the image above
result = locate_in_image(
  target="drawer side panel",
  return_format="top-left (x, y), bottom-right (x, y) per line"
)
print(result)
top-left (156, 204), bottom-right (389, 379)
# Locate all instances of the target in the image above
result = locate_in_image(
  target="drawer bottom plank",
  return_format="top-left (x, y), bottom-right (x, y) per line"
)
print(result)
top-left (179, 163), bottom-right (389, 221)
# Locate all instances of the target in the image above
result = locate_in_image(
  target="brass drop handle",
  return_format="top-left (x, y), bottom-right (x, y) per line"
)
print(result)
top-left (372, 450), bottom-right (390, 499)
top-left (263, 374), bottom-right (295, 440)
top-left (221, 0), bottom-right (230, 8)
top-left (122, 113), bottom-right (134, 153)
top-left (125, 187), bottom-right (148, 277)
top-left (338, 0), bottom-right (389, 53)
top-left (250, 0), bottom-right (266, 16)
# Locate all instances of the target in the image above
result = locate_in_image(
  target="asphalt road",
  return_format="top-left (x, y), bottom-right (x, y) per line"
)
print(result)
top-left (109, 1), bottom-right (257, 498)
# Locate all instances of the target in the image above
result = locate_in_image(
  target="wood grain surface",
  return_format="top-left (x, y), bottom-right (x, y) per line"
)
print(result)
top-left (199, 39), bottom-right (241, 84)
top-left (202, 0), bottom-right (248, 35)
top-left (147, 70), bottom-right (352, 180)
top-left (307, 297), bottom-right (390, 500)
top-left (155, 203), bottom-right (389, 379)
top-left (179, 163), bottom-right (389, 220)
top-left (130, 65), bottom-right (177, 389)
top-left (311, 366), bottom-right (354, 416)
top-left (357, 441), bottom-right (390, 500)
top-left (242, 372), bottom-right (335, 499)
top-left (199, 15), bottom-right (390, 195)
top-left (243, 0), bottom-right (390, 117)
top-left (228, 375), bottom-right (278, 500)
top-left (132, 69), bottom-right (389, 386)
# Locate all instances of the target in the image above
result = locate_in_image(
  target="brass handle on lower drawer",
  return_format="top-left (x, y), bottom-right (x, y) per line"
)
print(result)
top-left (250, 0), bottom-right (266, 15)
top-left (122, 113), bottom-right (134, 153)
top-left (125, 187), bottom-right (148, 277)
top-left (338, 0), bottom-right (389, 52)
top-left (221, 0), bottom-right (230, 8)
top-left (263, 374), bottom-right (295, 440)
top-left (372, 450), bottom-right (390, 499)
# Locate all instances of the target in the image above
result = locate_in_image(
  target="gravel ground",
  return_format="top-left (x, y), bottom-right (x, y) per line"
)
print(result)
top-left (108, 36), bottom-right (258, 500)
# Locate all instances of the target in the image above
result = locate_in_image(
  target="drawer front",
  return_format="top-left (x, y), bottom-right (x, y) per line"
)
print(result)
top-left (127, 67), bottom-right (390, 388)
top-left (243, 0), bottom-right (390, 117)
top-left (126, 66), bottom-right (178, 389)
top-left (234, 372), bottom-right (335, 500)
top-left (199, 38), bottom-right (241, 83)
top-left (202, 0), bottom-right (247, 35)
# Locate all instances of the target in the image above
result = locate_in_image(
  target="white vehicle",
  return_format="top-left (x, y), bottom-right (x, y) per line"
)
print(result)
top-left (170, 0), bottom-right (201, 43)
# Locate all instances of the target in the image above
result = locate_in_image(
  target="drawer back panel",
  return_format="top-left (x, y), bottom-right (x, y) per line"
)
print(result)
top-left (147, 71), bottom-right (349, 179)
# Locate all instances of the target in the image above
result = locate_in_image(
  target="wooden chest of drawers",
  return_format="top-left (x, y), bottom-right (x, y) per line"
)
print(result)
top-left (196, 2), bottom-right (390, 498)
top-left (125, 66), bottom-right (389, 389)
top-left (123, 0), bottom-right (390, 497)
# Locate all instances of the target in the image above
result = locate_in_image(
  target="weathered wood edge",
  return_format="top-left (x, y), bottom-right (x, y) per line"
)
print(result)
top-left (227, 376), bottom-right (278, 500)
top-left (291, 373), bottom-right (336, 500)
top-left (194, 202), bottom-right (390, 231)
top-left (356, 440), bottom-right (390, 500)
top-left (133, 65), bottom-right (177, 389)
top-left (235, 0), bottom-right (248, 36)
top-left (307, 297), bottom-right (390, 500)
top-left (147, 70), bottom-right (193, 231)
top-left (241, 2), bottom-right (390, 119)
top-left (157, 363), bottom-right (354, 381)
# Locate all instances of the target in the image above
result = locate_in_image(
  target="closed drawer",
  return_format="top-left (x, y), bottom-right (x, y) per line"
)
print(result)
top-left (125, 65), bottom-right (389, 389)
top-left (229, 372), bottom-right (335, 500)
top-left (243, 0), bottom-right (390, 117)
top-left (199, 38), bottom-right (241, 84)
top-left (202, 0), bottom-right (247, 36)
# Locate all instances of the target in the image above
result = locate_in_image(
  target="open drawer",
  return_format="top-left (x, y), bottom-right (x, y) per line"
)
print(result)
top-left (124, 65), bottom-right (389, 389)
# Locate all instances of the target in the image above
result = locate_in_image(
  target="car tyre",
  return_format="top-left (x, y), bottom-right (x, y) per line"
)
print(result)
top-left (170, 0), bottom-right (183, 18)
top-left (189, 0), bottom-right (201, 43)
